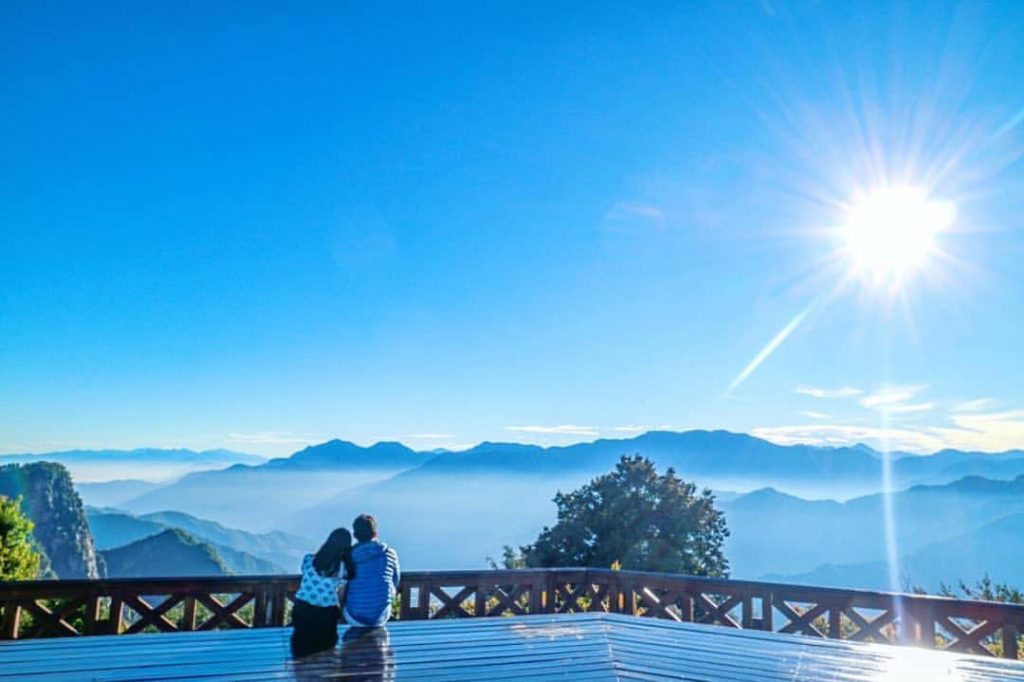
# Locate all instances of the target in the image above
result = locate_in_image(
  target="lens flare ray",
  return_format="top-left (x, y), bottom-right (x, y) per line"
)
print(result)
top-left (726, 302), bottom-right (816, 396)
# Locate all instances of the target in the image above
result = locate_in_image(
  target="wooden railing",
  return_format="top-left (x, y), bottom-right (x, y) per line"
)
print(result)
top-left (3, 569), bottom-right (1023, 659)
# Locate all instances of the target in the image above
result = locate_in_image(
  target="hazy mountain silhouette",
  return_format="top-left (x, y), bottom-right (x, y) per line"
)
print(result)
top-left (119, 440), bottom-right (432, 529)
top-left (86, 508), bottom-right (301, 573)
top-left (138, 510), bottom-right (307, 568)
top-left (294, 430), bottom-right (1024, 496)
top-left (262, 440), bottom-right (425, 470)
top-left (275, 434), bottom-right (1024, 572)
top-left (724, 475), bottom-right (1024, 583)
top-left (768, 512), bottom-right (1024, 592)
top-left (101, 528), bottom-right (229, 578)
top-left (106, 430), bottom-right (1024, 574)
top-left (77, 479), bottom-right (163, 507)
top-left (87, 509), bottom-right (167, 549)
top-left (0, 448), bottom-right (264, 484)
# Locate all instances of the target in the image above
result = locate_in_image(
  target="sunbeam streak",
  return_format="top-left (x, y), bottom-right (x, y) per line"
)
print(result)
top-left (726, 303), bottom-right (816, 396)
top-left (990, 105), bottom-right (1024, 142)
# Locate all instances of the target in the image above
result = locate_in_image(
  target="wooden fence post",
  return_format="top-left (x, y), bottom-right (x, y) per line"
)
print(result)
top-left (399, 581), bottom-right (412, 620)
top-left (252, 590), bottom-right (267, 628)
top-left (107, 596), bottom-right (124, 635)
top-left (2, 602), bottom-right (21, 640)
top-left (741, 596), bottom-right (754, 629)
top-left (919, 613), bottom-right (936, 649)
top-left (474, 577), bottom-right (487, 618)
top-left (83, 596), bottom-right (101, 635)
top-left (1002, 623), bottom-right (1019, 660)
top-left (182, 596), bottom-right (198, 631)
top-left (911, 600), bottom-right (936, 648)
top-left (607, 574), bottom-right (620, 614)
top-left (417, 578), bottom-right (431, 619)
top-left (828, 605), bottom-right (842, 639)
top-left (679, 594), bottom-right (694, 622)
top-left (269, 588), bottom-right (286, 627)
top-left (620, 578), bottom-right (637, 616)
top-left (529, 574), bottom-right (544, 614)
top-left (761, 592), bottom-right (773, 632)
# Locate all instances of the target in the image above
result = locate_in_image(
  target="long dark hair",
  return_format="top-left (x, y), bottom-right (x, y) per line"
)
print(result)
top-left (313, 527), bottom-right (355, 579)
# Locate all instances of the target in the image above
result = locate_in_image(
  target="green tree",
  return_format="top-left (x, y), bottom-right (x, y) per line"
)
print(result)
top-left (0, 495), bottom-right (42, 581)
top-left (512, 455), bottom-right (730, 576)
top-left (940, 575), bottom-right (1024, 604)
top-left (487, 545), bottom-right (527, 570)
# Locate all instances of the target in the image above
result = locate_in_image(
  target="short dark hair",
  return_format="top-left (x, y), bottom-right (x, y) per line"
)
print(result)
top-left (353, 514), bottom-right (378, 542)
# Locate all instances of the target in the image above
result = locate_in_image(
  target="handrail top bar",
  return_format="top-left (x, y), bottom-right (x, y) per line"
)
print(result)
top-left (402, 567), bottom-right (998, 606)
top-left (2, 567), bottom-right (1023, 614)
top-left (0, 574), bottom-right (299, 590)
top-left (606, 569), bottom-right (1024, 611)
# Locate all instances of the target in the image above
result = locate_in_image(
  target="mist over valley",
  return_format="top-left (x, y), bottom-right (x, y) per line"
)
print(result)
top-left (11, 429), bottom-right (1022, 592)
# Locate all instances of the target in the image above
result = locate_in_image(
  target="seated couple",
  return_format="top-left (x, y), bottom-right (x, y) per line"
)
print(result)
top-left (290, 513), bottom-right (401, 657)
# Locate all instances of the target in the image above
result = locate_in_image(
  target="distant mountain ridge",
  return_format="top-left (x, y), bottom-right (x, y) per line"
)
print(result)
top-left (117, 430), bottom-right (1024, 542)
top-left (261, 440), bottom-right (425, 471)
top-left (119, 439), bottom-right (434, 529)
top-left (271, 430), bottom-right (1024, 490)
top-left (276, 433), bottom-right (1024, 571)
top-left (443, 430), bottom-right (1024, 488)
top-left (77, 479), bottom-right (163, 507)
top-left (0, 448), bottom-right (264, 484)
top-left (0, 447), bottom-right (263, 463)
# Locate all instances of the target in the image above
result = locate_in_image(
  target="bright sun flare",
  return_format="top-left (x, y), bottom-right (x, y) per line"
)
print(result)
top-left (841, 185), bottom-right (955, 289)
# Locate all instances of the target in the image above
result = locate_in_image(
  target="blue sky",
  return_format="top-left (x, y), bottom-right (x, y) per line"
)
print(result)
top-left (2, 1), bottom-right (1023, 456)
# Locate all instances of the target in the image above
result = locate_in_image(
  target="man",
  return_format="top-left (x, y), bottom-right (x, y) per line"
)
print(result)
top-left (344, 513), bottom-right (401, 627)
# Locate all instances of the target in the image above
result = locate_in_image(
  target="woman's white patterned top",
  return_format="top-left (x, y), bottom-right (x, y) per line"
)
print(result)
top-left (294, 554), bottom-right (345, 608)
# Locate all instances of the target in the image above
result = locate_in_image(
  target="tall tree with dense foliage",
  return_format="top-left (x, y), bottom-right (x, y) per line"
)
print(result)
top-left (514, 455), bottom-right (729, 576)
top-left (0, 495), bottom-right (41, 581)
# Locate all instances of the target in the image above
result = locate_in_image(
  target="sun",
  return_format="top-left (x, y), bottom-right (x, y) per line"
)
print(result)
top-left (840, 185), bottom-right (955, 290)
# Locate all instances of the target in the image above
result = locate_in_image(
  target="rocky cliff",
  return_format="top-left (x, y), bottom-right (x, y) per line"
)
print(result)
top-left (0, 462), bottom-right (101, 578)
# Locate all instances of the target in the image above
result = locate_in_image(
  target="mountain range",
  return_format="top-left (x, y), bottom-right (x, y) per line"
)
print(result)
top-left (723, 475), bottom-right (1024, 589)
top-left (767, 512), bottom-right (1024, 591)
top-left (117, 440), bottom-right (433, 529)
top-left (0, 448), bottom-right (264, 484)
top-left (85, 508), bottom-right (304, 573)
top-left (85, 430), bottom-right (1024, 589)
top-left (112, 431), bottom-right (1024, 534)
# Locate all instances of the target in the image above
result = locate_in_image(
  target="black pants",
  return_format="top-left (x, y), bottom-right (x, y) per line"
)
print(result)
top-left (290, 598), bottom-right (341, 657)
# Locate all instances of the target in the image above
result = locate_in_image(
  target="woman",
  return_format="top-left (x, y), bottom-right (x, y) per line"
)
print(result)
top-left (290, 527), bottom-right (355, 657)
